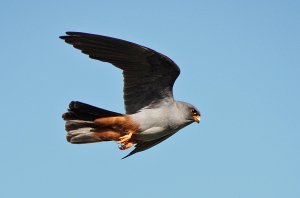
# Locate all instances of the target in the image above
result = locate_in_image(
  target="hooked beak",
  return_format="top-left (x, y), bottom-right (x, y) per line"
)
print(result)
top-left (193, 115), bottom-right (200, 123)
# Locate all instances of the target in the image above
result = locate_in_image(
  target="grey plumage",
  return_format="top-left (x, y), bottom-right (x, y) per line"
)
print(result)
top-left (60, 32), bottom-right (201, 158)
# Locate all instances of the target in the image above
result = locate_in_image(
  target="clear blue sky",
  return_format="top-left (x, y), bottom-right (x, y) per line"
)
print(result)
top-left (1, 0), bottom-right (299, 197)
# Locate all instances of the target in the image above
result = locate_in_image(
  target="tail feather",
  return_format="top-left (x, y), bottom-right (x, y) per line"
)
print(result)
top-left (69, 133), bottom-right (99, 144)
top-left (63, 101), bottom-right (124, 144)
top-left (66, 127), bottom-right (95, 143)
top-left (65, 120), bottom-right (96, 131)
top-left (63, 101), bottom-right (122, 121)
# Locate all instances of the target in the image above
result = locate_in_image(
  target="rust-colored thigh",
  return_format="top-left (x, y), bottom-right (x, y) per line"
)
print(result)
top-left (94, 116), bottom-right (140, 133)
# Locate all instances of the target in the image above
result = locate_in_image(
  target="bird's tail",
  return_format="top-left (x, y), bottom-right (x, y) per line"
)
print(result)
top-left (62, 101), bottom-right (124, 144)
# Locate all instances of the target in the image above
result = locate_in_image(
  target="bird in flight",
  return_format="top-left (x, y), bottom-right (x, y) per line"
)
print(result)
top-left (60, 32), bottom-right (201, 158)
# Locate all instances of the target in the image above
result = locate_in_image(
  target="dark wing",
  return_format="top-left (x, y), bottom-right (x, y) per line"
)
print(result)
top-left (122, 133), bottom-right (176, 159)
top-left (60, 32), bottom-right (180, 114)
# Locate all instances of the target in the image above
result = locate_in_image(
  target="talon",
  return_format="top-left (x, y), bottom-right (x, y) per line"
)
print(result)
top-left (117, 131), bottom-right (135, 150)
top-left (119, 142), bottom-right (133, 150)
top-left (118, 132), bottom-right (133, 144)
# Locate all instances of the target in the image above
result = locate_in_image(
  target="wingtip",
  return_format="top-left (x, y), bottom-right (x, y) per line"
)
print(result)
top-left (121, 154), bottom-right (130, 160)
top-left (66, 31), bottom-right (87, 36)
top-left (59, 35), bottom-right (67, 40)
top-left (121, 150), bottom-right (137, 159)
top-left (59, 31), bottom-right (79, 40)
top-left (65, 31), bottom-right (76, 35)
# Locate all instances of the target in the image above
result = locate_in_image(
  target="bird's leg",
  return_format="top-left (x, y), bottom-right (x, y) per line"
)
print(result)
top-left (118, 132), bottom-right (132, 144)
top-left (118, 130), bottom-right (135, 150)
top-left (95, 115), bottom-right (139, 150)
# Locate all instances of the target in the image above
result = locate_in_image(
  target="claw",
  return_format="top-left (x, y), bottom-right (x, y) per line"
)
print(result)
top-left (119, 142), bottom-right (133, 150)
top-left (118, 132), bottom-right (133, 144)
top-left (117, 131), bottom-right (134, 150)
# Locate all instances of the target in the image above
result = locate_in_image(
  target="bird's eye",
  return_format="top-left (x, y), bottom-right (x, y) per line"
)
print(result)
top-left (191, 109), bottom-right (198, 115)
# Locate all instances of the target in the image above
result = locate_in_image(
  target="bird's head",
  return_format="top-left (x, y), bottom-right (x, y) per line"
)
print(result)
top-left (177, 102), bottom-right (201, 124)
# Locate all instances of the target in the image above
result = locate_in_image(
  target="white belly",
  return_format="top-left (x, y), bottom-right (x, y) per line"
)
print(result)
top-left (135, 127), bottom-right (178, 141)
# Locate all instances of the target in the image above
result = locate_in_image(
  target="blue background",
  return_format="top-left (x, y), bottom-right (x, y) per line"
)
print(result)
top-left (1, 0), bottom-right (299, 197)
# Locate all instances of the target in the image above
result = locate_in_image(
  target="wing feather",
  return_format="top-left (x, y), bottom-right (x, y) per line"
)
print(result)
top-left (122, 133), bottom-right (176, 159)
top-left (60, 32), bottom-right (180, 114)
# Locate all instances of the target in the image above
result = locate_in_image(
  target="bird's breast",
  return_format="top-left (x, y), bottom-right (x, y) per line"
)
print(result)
top-left (129, 108), bottom-right (185, 141)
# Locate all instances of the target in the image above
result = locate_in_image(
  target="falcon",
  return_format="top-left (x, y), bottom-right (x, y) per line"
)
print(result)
top-left (60, 32), bottom-right (201, 158)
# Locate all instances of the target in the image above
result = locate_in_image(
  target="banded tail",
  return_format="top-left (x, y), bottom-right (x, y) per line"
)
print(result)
top-left (63, 101), bottom-right (125, 144)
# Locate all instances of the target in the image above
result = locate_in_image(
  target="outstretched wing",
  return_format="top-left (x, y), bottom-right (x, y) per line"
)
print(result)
top-left (122, 133), bottom-right (176, 159)
top-left (60, 32), bottom-right (180, 114)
